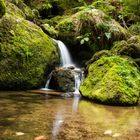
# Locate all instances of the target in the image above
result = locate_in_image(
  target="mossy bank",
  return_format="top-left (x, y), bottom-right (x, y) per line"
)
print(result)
top-left (80, 56), bottom-right (140, 105)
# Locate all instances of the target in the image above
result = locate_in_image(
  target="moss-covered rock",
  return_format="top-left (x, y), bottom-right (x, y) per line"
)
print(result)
top-left (0, 0), bottom-right (6, 18)
top-left (80, 56), bottom-right (140, 105)
top-left (40, 23), bottom-right (58, 38)
top-left (128, 23), bottom-right (140, 36)
top-left (56, 8), bottom-right (128, 64)
top-left (0, 4), bottom-right (59, 90)
top-left (86, 50), bottom-right (112, 66)
top-left (111, 36), bottom-right (140, 66)
top-left (6, 1), bottom-right (25, 18)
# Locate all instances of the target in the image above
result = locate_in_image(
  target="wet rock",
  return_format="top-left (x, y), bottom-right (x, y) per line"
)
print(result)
top-left (50, 67), bottom-right (75, 92)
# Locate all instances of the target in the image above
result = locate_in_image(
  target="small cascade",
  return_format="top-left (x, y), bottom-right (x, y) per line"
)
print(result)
top-left (53, 40), bottom-right (73, 67)
top-left (45, 72), bottom-right (52, 89)
top-left (73, 69), bottom-right (83, 94)
top-left (44, 39), bottom-right (84, 95)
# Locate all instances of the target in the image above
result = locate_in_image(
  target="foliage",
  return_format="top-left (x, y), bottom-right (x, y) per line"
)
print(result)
top-left (56, 18), bottom-right (74, 32)
top-left (80, 55), bottom-right (140, 105)
top-left (76, 33), bottom-right (91, 45)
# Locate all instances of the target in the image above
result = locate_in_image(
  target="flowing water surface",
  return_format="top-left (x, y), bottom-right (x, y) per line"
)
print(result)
top-left (0, 91), bottom-right (140, 140)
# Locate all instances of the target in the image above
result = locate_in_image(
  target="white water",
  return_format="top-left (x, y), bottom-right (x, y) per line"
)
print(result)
top-left (45, 72), bottom-right (52, 89)
top-left (53, 40), bottom-right (73, 67)
top-left (73, 69), bottom-right (83, 94)
top-left (45, 39), bottom-right (84, 94)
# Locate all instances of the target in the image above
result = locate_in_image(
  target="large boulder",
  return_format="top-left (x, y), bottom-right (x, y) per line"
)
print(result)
top-left (56, 8), bottom-right (128, 64)
top-left (0, 2), bottom-right (59, 90)
top-left (0, 0), bottom-right (6, 18)
top-left (80, 56), bottom-right (140, 105)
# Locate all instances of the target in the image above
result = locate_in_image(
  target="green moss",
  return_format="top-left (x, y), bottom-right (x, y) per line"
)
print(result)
top-left (0, 0), bottom-right (6, 18)
top-left (5, 1), bottom-right (25, 18)
top-left (0, 11), bottom-right (59, 90)
top-left (80, 55), bottom-right (140, 105)
top-left (57, 18), bottom-right (74, 32)
top-left (111, 36), bottom-right (140, 58)
top-left (41, 23), bottom-right (58, 38)
top-left (86, 50), bottom-right (112, 66)
top-left (128, 23), bottom-right (140, 36)
top-left (92, 0), bottom-right (116, 15)
top-left (11, 0), bottom-right (37, 20)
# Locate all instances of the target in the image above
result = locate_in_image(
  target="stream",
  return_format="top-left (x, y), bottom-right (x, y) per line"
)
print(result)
top-left (0, 91), bottom-right (140, 140)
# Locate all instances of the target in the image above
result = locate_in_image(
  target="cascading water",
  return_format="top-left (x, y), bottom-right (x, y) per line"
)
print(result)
top-left (45, 72), bottom-right (52, 89)
top-left (45, 39), bottom-right (84, 94)
top-left (54, 40), bottom-right (73, 67)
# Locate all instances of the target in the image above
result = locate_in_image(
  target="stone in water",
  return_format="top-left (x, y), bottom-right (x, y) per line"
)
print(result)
top-left (34, 135), bottom-right (47, 140)
top-left (16, 132), bottom-right (25, 136)
top-left (112, 133), bottom-right (121, 137)
top-left (104, 130), bottom-right (113, 135)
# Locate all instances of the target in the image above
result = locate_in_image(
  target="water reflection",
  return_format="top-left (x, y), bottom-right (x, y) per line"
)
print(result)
top-left (0, 91), bottom-right (140, 140)
top-left (51, 95), bottom-right (81, 139)
top-left (79, 101), bottom-right (140, 134)
top-left (52, 109), bottom-right (64, 138)
top-left (72, 96), bottom-right (81, 112)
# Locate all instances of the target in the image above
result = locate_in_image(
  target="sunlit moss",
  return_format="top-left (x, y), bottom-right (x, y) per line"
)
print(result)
top-left (80, 56), bottom-right (140, 105)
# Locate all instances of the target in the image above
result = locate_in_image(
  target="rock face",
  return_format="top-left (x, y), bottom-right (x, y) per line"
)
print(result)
top-left (0, 0), bottom-right (6, 18)
top-left (80, 56), bottom-right (140, 105)
top-left (50, 67), bottom-right (75, 92)
top-left (0, 2), bottom-right (59, 90)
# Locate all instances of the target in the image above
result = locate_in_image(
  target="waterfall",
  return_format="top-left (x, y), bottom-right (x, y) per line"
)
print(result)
top-left (53, 40), bottom-right (73, 67)
top-left (45, 72), bottom-right (52, 89)
top-left (44, 39), bottom-right (84, 94)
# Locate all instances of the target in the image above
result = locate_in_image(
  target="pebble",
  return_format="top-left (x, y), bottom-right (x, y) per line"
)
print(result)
top-left (16, 132), bottom-right (25, 136)
top-left (112, 133), bottom-right (121, 137)
top-left (104, 130), bottom-right (113, 135)
top-left (34, 135), bottom-right (47, 140)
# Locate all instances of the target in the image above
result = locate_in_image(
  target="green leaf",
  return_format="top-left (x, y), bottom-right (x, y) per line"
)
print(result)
top-left (80, 39), bottom-right (85, 44)
top-left (84, 37), bottom-right (89, 42)
top-left (76, 36), bottom-right (82, 39)
top-left (105, 32), bottom-right (111, 40)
